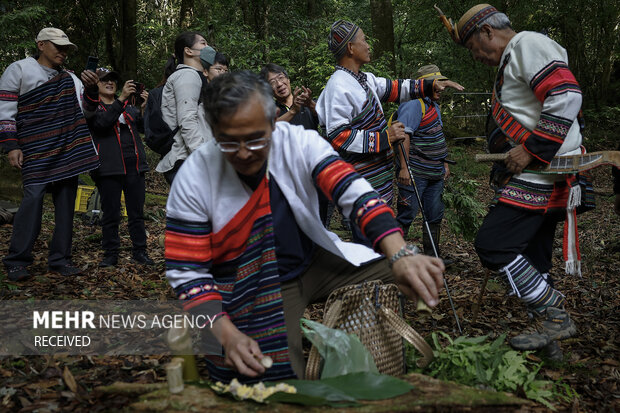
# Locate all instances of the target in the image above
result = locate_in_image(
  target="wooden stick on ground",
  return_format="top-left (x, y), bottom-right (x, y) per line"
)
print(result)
top-left (471, 269), bottom-right (492, 325)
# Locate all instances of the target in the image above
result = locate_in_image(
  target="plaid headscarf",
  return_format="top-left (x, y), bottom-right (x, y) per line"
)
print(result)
top-left (328, 20), bottom-right (360, 61)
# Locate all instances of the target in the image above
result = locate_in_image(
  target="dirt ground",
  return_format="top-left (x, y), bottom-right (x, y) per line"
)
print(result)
top-left (0, 143), bottom-right (618, 412)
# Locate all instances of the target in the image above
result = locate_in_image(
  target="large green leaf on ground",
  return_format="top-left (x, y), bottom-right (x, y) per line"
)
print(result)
top-left (265, 372), bottom-right (414, 406)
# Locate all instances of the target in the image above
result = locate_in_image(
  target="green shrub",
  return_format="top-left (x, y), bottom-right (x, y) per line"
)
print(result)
top-left (442, 175), bottom-right (486, 241)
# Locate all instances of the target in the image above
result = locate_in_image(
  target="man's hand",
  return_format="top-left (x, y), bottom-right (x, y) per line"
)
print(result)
top-left (290, 87), bottom-right (303, 114)
top-left (140, 90), bottom-right (149, 113)
top-left (444, 162), bottom-right (450, 180)
top-left (614, 194), bottom-right (620, 216)
top-left (392, 254), bottom-right (444, 307)
top-left (388, 121), bottom-right (407, 145)
top-left (297, 86), bottom-right (317, 115)
top-left (212, 317), bottom-right (265, 377)
top-left (397, 168), bottom-right (410, 186)
top-left (296, 86), bottom-right (313, 106)
top-left (80, 70), bottom-right (99, 89)
top-left (434, 80), bottom-right (464, 98)
top-left (505, 144), bottom-right (534, 174)
top-left (8, 149), bottom-right (23, 169)
top-left (379, 232), bottom-right (444, 307)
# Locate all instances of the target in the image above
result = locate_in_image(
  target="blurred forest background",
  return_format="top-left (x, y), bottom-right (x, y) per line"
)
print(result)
top-left (1, 0), bottom-right (618, 112)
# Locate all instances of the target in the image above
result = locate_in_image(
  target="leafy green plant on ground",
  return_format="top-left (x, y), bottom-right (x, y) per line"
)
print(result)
top-left (442, 175), bottom-right (486, 241)
top-left (448, 145), bottom-right (490, 179)
top-left (406, 333), bottom-right (577, 410)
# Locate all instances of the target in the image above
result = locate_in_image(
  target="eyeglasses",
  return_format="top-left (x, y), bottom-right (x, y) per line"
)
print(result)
top-left (210, 65), bottom-right (228, 74)
top-left (215, 137), bottom-right (270, 153)
top-left (267, 74), bottom-right (287, 87)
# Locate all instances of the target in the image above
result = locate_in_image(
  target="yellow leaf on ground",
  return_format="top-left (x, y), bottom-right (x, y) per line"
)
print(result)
top-left (62, 366), bottom-right (78, 394)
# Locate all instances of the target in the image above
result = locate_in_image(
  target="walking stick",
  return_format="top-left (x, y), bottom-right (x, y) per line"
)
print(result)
top-left (397, 139), bottom-right (463, 334)
top-left (471, 269), bottom-right (491, 324)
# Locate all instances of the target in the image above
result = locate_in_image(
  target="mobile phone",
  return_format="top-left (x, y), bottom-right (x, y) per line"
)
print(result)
top-left (130, 82), bottom-right (145, 107)
top-left (86, 56), bottom-right (99, 73)
top-left (133, 82), bottom-right (145, 95)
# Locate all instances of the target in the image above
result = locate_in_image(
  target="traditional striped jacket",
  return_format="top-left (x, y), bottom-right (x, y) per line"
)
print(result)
top-left (397, 97), bottom-right (448, 180)
top-left (491, 31), bottom-right (583, 212)
top-left (316, 68), bottom-right (433, 203)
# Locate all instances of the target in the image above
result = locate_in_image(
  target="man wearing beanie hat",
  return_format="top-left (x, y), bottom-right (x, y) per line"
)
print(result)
top-left (0, 27), bottom-right (100, 280)
top-left (441, 4), bottom-right (588, 356)
top-left (394, 64), bottom-right (455, 260)
top-left (317, 20), bottom-right (463, 247)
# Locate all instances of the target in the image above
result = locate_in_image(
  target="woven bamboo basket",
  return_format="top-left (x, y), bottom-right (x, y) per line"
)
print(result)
top-left (305, 280), bottom-right (433, 380)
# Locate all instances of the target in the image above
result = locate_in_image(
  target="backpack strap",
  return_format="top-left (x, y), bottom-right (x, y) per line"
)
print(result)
top-left (387, 111), bottom-right (396, 127)
top-left (418, 98), bottom-right (426, 119)
top-left (388, 98), bottom-right (426, 127)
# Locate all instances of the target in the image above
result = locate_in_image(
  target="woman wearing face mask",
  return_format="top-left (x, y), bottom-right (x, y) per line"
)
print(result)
top-left (155, 31), bottom-right (214, 185)
top-left (87, 68), bottom-right (153, 268)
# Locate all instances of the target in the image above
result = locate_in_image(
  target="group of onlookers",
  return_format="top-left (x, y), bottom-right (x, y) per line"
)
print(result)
top-left (0, 24), bottom-right (456, 280)
top-left (0, 29), bottom-right (233, 276)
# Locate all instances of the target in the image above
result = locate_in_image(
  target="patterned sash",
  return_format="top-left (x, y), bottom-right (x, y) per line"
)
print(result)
top-left (489, 54), bottom-right (533, 147)
top-left (16, 72), bottom-right (99, 186)
top-left (490, 96), bottom-right (532, 146)
top-left (205, 175), bottom-right (295, 383)
top-left (486, 54), bottom-right (531, 189)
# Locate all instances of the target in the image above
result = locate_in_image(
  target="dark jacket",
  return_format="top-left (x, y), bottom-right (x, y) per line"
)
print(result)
top-left (88, 99), bottom-right (149, 176)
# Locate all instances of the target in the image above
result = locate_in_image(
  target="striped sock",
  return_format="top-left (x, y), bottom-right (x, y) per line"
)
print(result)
top-left (501, 255), bottom-right (564, 315)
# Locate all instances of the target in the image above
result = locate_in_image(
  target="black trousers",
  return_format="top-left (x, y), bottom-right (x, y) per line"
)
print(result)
top-left (95, 172), bottom-right (147, 257)
top-left (474, 203), bottom-right (562, 273)
top-left (3, 176), bottom-right (78, 268)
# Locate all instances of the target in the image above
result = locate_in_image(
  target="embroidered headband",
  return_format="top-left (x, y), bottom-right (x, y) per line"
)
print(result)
top-left (434, 4), bottom-right (499, 45)
top-left (328, 20), bottom-right (360, 60)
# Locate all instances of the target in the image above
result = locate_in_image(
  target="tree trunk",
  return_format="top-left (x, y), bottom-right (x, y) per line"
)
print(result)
top-left (179, 0), bottom-right (194, 29)
top-left (306, 0), bottom-right (317, 18)
top-left (120, 0), bottom-right (138, 80)
top-left (194, 2), bottom-right (213, 44)
top-left (104, 23), bottom-right (117, 71)
top-left (370, 0), bottom-right (396, 73)
top-left (263, 1), bottom-right (270, 60)
top-left (239, 0), bottom-right (251, 28)
top-left (248, 0), bottom-right (270, 61)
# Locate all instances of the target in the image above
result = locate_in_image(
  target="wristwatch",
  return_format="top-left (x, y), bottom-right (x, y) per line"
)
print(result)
top-left (388, 243), bottom-right (420, 268)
